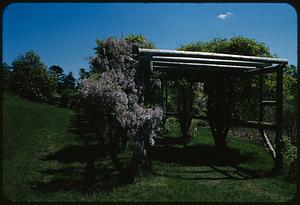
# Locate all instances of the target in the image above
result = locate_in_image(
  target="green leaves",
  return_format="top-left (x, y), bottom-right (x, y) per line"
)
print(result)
top-left (178, 36), bottom-right (272, 57)
top-left (10, 50), bottom-right (56, 102)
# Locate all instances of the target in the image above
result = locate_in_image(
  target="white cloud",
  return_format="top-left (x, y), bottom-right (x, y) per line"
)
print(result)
top-left (217, 12), bottom-right (234, 20)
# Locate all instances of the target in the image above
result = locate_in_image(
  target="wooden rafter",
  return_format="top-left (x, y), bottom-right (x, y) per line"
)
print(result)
top-left (139, 48), bottom-right (288, 64)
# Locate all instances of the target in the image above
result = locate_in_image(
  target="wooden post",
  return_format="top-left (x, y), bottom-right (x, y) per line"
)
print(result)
top-left (142, 61), bottom-right (152, 106)
top-left (259, 71), bottom-right (264, 122)
top-left (162, 81), bottom-right (168, 130)
top-left (178, 82), bottom-right (193, 144)
top-left (165, 81), bottom-right (168, 113)
top-left (141, 61), bottom-right (154, 172)
top-left (275, 64), bottom-right (284, 173)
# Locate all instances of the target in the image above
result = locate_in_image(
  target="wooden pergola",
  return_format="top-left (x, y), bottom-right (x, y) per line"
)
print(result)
top-left (138, 48), bottom-right (288, 172)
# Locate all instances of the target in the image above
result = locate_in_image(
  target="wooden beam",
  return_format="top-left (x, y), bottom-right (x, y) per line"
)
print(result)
top-left (245, 65), bottom-right (281, 75)
top-left (163, 112), bottom-right (208, 121)
top-left (259, 72), bottom-right (264, 122)
top-left (259, 129), bottom-right (276, 159)
top-left (152, 56), bottom-right (272, 67)
top-left (139, 48), bottom-right (288, 64)
top-left (230, 120), bottom-right (276, 130)
top-left (261, 100), bottom-right (277, 106)
top-left (193, 115), bottom-right (209, 121)
top-left (152, 61), bottom-right (255, 71)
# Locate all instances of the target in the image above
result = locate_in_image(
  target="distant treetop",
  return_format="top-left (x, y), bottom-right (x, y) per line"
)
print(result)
top-left (177, 36), bottom-right (273, 58)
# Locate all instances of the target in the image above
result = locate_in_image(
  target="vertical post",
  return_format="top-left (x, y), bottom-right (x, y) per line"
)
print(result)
top-left (162, 81), bottom-right (168, 130)
top-left (139, 60), bottom-right (153, 173)
top-left (207, 75), bottom-right (230, 149)
top-left (275, 64), bottom-right (284, 173)
top-left (259, 71), bottom-right (264, 122)
top-left (165, 82), bottom-right (168, 112)
top-left (143, 62), bottom-right (152, 106)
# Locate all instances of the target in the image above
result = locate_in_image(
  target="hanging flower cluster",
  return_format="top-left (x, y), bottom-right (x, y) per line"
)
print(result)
top-left (81, 37), bottom-right (163, 148)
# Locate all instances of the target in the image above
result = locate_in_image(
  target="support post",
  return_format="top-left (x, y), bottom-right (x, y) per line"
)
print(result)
top-left (259, 70), bottom-right (264, 122)
top-left (143, 62), bottom-right (152, 106)
top-left (178, 82), bottom-right (193, 144)
top-left (275, 65), bottom-right (284, 173)
top-left (162, 81), bottom-right (168, 130)
top-left (207, 76), bottom-right (230, 149)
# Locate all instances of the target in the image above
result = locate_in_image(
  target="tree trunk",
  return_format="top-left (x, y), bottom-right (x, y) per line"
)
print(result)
top-left (207, 77), bottom-right (231, 149)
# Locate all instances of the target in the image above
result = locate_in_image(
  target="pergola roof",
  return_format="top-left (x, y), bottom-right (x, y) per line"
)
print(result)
top-left (138, 48), bottom-right (288, 75)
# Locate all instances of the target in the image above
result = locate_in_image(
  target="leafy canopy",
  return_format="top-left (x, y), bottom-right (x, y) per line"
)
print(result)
top-left (178, 36), bottom-right (273, 57)
top-left (10, 50), bottom-right (56, 102)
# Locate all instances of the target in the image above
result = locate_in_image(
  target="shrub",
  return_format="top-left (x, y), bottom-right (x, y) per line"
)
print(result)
top-left (283, 135), bottom-right (297, 181)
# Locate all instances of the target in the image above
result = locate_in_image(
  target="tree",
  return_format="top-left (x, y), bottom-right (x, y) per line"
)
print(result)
top-left (124, 34), bottom-right (156, 49)
top-left (10, 50), bottom-right (56, 102)
top-left (78, 68), bottom-right (90, 82)
top-left (2, 63), bottom-right (12, 89)
top-left (62, 72), bottom-right (76, 90)
top-left (178, 36), bottom-right (272, 57)
top-left (81, 37), bottom-right (162, 180)
top-left (59, 71), bottom-right (77, 108)
top-left (49, 65), bottom-right (65, 92)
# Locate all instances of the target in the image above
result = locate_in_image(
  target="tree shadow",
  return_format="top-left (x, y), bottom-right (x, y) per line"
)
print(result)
top-left (151, 144), bottom-right (267, 179)
top-left (154, 137), bottom-right (186, 146)
top-left (33, 110), bottom-right (268, 193)
top-left (151, 144), bottom-right (249, 166)
top-left (33, 163), bottom-right (125, 193)
top-left (33, 111), bottom-right (131, 194)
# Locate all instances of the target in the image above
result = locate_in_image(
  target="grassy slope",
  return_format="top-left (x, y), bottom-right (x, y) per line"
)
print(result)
top-left (2, 92), bottom-right (296, 202)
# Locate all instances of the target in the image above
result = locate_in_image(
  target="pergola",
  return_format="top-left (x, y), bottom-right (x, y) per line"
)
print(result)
top-left (138, 48), bottom-right (288, 172)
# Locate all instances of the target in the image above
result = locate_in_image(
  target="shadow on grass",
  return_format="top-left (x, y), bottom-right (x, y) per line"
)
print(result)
top-left (33, 164), bottom-right (125, 193)
top-left (33, 110), bottom-right (268, 193)
top-left (151, 143), bottom-right (268, 179)
top-left (33, 110), bottom-right (131, 193)
top-left (151, 144), bottom-right (248, 166)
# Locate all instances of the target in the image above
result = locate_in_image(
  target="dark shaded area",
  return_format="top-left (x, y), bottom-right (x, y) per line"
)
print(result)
top-left (33, 111), bottom-right (131, 193)
top-left (154, 137), bottom-right (186, 146)
top-left (33, 110), bottom-right (267, 194)
top-left (151, 143), bottom-right (269, 179)
top-left (32, 164), bottom-right (124, 193)
top-left (152, 144), bottom-right (248, 166)
top-left (40, 143), bottom-right (108, 163)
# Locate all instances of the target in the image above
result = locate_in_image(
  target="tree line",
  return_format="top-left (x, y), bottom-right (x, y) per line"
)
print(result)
top-left (2, 50), bottom-right (88, 108)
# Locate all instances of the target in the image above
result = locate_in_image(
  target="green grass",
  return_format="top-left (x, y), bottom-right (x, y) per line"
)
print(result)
top-left (3, 92), bottom-right (297, 202)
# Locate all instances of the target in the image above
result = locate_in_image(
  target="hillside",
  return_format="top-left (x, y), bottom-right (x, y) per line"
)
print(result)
top-left (2, 92), bottom-right (296, 202)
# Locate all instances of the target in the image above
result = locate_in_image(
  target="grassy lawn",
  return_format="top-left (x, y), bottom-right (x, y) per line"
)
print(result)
top-left (3, 92), bottom-right (297, 202)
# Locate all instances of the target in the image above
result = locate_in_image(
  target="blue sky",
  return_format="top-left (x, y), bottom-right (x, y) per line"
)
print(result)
top-left (3, 3), bottom-right (297, 79)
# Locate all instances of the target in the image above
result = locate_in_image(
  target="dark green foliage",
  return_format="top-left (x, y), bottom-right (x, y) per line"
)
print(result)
top-left (124, 34), bottom-right (156, 49)
top-left (178, 36), bottom-right (272, 57)
top-left (79, 68), bottom-right (90, 81)
top-left (60, 88), bottom-right (81, 109)
top-left (62, 72), bottom-right (76, 90)
top-left (48, 66), bottom-right (80, 109)
top-left (49, 65), bottom-right (65, 92)
top-left (10, 50), bottom-right (56, 102)
top-left (2, 63), bottom-right (12, 89)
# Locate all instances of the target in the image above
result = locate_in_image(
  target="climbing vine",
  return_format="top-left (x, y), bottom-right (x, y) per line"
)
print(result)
top-left (81, 37), bottom-right (163, 180)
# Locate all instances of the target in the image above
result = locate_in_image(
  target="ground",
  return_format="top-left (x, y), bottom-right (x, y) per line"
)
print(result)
top-left (2, 92), bottom-right (297, 202)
